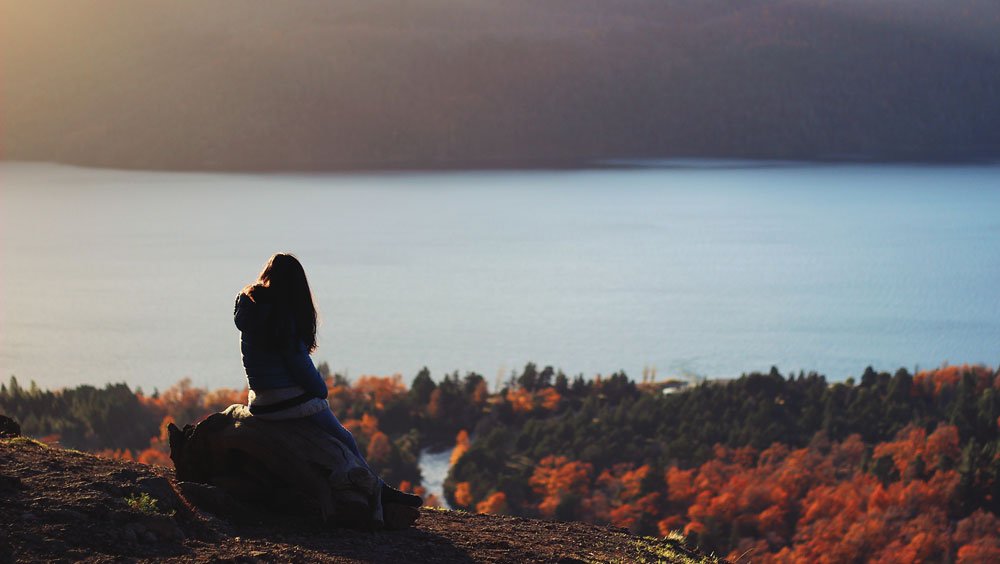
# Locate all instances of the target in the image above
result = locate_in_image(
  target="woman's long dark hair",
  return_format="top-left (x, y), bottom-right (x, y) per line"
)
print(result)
top-left (243, 253), bottom-right (318, 353)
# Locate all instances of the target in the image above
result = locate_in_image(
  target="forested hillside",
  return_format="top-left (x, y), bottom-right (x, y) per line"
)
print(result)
top-left (3, 0), bottom-right (999, 170)
top-left (3, 363), bottom-right (999, 561)
top-left (446, 365), bottom-right (1000, 561)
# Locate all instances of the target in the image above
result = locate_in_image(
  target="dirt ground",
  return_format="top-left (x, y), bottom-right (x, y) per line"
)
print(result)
top-left (0, 437), bottom-right (716, 563)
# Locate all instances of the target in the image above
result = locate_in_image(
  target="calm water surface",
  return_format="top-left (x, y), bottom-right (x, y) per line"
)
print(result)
top-left (2, 162), bottom-right (998, 392)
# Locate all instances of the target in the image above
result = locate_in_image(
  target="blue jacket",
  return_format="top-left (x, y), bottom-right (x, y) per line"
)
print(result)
top-left (234, 292), bottom-right (328, 399)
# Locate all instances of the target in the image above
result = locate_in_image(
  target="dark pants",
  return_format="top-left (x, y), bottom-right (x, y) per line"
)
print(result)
top-left (306, 409), bottom-right (366, 464)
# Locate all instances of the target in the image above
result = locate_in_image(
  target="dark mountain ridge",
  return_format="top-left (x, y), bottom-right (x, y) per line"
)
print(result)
top-left (2, 0), bottom-right (999, 171)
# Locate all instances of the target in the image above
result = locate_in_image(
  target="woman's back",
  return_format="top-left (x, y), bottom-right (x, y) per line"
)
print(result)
top-left (234, 289), bottom-right (302, 392)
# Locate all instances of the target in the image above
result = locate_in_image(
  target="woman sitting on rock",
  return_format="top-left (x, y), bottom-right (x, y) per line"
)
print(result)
top-left (234, 252), bottom-right (421, 509)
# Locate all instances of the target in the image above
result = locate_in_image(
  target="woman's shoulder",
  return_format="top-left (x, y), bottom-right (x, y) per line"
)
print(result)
top-left (242, 284), bottom-right (273, 302)
top-left (234, 286), bottom-right (274, 331)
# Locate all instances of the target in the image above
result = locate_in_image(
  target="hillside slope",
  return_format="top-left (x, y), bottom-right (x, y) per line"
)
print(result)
top-left (2, 0), bottom-right (999, 171)
top-left (0, 436), bottom-right (716, 563)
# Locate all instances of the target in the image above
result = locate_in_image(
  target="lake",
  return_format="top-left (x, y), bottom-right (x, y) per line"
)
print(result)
top-left (2, 162), bottom-right (999, 393)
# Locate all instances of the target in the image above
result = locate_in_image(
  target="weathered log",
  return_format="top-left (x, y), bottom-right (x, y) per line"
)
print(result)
top-left (168, 404), bottom-right (415, 529)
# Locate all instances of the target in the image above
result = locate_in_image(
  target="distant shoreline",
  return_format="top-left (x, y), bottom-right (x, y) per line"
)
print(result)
top-left (4, 152), bottom-right (1000, 176)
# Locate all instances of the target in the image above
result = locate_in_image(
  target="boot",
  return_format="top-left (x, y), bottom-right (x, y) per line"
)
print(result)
top-left (383, 502), bottom-right (420, 530)
top-left (381, 483), bottom-right (423, 507)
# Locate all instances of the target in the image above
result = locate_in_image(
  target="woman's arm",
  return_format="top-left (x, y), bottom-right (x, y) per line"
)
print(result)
top-left (234, 291), bottom-right (272, 333)
top-left (281, 343), bottom-right (329, 399)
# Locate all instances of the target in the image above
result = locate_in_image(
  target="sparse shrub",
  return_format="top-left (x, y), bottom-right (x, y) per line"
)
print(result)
top-left (125, 492), bottom-right (160, 515)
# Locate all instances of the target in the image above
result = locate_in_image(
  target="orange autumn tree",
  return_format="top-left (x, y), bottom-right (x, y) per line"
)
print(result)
top-left (202, 386), bottom-right (249, 413)
top-left (324, 374), bottom-right (407, 418)
top-left (450, 430), bottom-right (470, 466)
top-left (426, 388), bottom-right (444, 419)
top-left (647, 425), bottom-right (989, 563)
top-left (135, 415), bottom-right (175, 467)
top-left (326, 380), bottom-right (355, 415)
top-left (339, 413), bottom-right (407, 478)
top-left (537, 387), bottom-right (562, 411)
top-left (454, 481), bottom-right (474, 508)
top-left (783, 466), bottom-right (960, 562)
top-left (953, 510), bottom-right (1000, 563)
top-left (353, 374), bottom-right (407, 411)
top-left (149, 378), bottom-right (206, 424)
top-left (476, 492), bottom-right (508, 515)
top-left (366, 431), bottom-right (392, 465)
top-left (136, 378), bottom-right (247, 426)
top-left (506, 388), bottom-right (534, 414)
top-left (914, 363), bottom-right (997, 397)
top-left (593, 463), bottom-right (661, 532)
top-left (505, 387), bottom-right (562, 414)
top-left (498, 419), bottom-right (997, 561)
top-left (872, 424), bottom-right (961, 480)
top-left (529, 455), bottom-right (594, 519)
top-left (342, 413), bottom-right (381, 443)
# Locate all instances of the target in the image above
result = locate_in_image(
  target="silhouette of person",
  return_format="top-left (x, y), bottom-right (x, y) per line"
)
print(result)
top-left (234, 252), bottom-right (421, 508)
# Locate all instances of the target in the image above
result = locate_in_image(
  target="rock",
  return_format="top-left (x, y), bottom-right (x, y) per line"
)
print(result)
top-left (138, 514), bottom-right (185, 542)
top-left (186, 511), bottom-right (226, 541)
top-left (178, 481), bottom-right (246, 517)
top-left (0, 474), bottom-right (23, 493)
top-left (122, 520), bottom-right (174, 544)
top-left (0, 415), bottom-right (21, 438)
top-left (168, 404), bottom-right (393, 529)
top-left (42, 508), bottom-right (88, 523)
top-left (93, 481), bottom-right (125, 496)
top-left (110, 469), bottom-right (139, 483)
top-left (0, 528), bottom-right (12, 562)
top-left (42, 538), bottom-right (68, 553)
